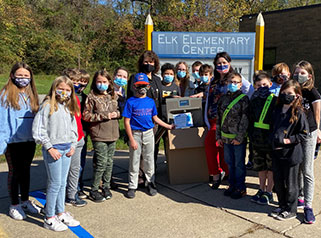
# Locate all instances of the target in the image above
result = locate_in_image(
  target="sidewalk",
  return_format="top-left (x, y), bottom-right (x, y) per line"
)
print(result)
top-left (0, 150), bottom-right (321, 238)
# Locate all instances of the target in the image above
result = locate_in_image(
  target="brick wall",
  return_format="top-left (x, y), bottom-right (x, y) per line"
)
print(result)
top-left (239, 4), bottom-right (321, 89)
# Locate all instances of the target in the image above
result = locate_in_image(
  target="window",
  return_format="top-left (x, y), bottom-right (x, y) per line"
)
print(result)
top-left (263, 47), bottom-right (276, 70)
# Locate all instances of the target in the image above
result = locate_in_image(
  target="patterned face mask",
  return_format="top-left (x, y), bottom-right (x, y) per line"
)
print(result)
top-left (13, 77), bottom-right (31, 88)
top-left (56, 89), bottom-right (71, 101)
top-left (216, 64), bottom-right (229, 73)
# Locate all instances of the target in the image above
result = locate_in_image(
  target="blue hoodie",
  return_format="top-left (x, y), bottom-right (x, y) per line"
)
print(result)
top-left (0, 92), bottom-right (36, 154)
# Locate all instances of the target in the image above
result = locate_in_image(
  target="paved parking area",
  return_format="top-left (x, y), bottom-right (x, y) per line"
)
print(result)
top-left (0, 150), bottom-right (320, 237)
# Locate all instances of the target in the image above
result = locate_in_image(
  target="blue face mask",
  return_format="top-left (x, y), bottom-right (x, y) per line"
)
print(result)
top-left (114, 77), bottom-right (127, 87)
top-left (96, 83), bottom-right (108, 92)
top-left (200, 76), bottom-right (209, 84)
top-left (192, 72), bottom-right (200, 80)
top-left (74, 84), bottom-right (81, 92)
top-left (163, 75), bottom-right (174, 83)
top-left (227, 83), bottom-right (239, 93)
top-left (177, 71), bottom-right (186, 78)
top-left (216, 64), bottom-right (229, 73)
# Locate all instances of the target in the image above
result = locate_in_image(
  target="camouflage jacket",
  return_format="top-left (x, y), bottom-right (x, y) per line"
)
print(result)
top-left (82, 90), bottom-right (120, 142)
top-left (216, 90), bottom-right (249, 144)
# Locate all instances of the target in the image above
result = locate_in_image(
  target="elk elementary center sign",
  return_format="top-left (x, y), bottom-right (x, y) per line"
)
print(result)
top-left (152, 32), bottom-right (256, 82)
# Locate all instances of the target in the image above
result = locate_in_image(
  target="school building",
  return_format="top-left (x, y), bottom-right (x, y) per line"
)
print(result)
top-left (239, 4), bottom-right (321, 89)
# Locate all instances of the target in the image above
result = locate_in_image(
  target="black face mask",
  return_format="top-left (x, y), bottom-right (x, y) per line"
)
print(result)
top-left (279, 93), bottom-right (295, 105)
top-left (257, 86), bottom-right (270, 95)
top-left (143, 64), bottom-right (155, 73)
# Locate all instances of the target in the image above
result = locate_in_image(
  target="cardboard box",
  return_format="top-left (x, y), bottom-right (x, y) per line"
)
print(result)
top-left (165, 127), bottom-right (209, 185)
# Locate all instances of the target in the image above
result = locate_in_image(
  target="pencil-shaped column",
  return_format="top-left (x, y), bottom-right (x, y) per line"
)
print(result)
top-left (145, 14), bottom-right (153, 51)
top-left (254, 12), bottom-right (265, 71)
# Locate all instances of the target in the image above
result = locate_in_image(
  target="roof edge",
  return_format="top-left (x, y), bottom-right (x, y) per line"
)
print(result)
top-left (240, 3), bottom-right (321, 19)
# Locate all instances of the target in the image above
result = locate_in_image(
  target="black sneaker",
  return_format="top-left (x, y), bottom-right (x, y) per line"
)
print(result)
top-left (251, 189), bottom-right (263, 203)
top-left (127, 189), bottom-right (136, 199)
top-left (275, 211), bottom-right (296, 221)
top-left (257, 192), bottom-right (273, 205)
top-left (78, 190), bottom-right (87, 199)
top-left (224, 186), bottom-right (235, 196)
top-left (147, 183), bottom-right (157, 196)
top-left (230, 189), bottom-right (247, 199)
top-left (270, 207), bottom-right (283, 218)
top-left (89, 190), bottom-right (105, 203)
top-left (211, 171), bottom-right (225, 190)
top-left (65, 197), bottom-right (87, 207)
top-left (102, 188), bottom-right (112, 200)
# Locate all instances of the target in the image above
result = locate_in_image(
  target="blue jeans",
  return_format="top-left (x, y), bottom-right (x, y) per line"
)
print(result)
top-left (224, 143), bottom-right (247, 190)
top-left (43, 148), bottom-right (71, 217)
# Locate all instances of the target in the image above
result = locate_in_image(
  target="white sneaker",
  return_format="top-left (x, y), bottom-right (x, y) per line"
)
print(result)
top-left (21, 200), bottom-right (41, 214)
top-left (58, 212), bottom-right (80, 227)
top-left (44, 216), bottom-right (68, 232)
top-left (9, 205), bottom-right (26, 220)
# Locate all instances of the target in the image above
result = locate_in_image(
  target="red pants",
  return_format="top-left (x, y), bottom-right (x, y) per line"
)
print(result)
top-left (205, 119), bottom-right (228, 176)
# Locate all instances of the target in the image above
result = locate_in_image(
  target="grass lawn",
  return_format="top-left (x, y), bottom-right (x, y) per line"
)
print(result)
top-left (0, 74), bottom-right (164, 162)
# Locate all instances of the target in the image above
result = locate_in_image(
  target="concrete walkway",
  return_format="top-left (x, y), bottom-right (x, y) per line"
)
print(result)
top-left (0, 151), bottom-right (321, 238)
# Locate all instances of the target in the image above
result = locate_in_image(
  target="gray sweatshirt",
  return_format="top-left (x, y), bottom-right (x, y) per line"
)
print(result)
top-left (32, 102), bottom-right (78, 150)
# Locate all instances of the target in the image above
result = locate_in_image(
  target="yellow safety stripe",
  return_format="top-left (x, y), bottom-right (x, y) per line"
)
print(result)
top-left (254, 94), bottom-right (274, 130)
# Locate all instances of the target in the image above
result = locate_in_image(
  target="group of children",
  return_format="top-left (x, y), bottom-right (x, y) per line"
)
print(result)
top-left (205, 58), bottom-right (320, 224)
top-left (0, 50), bottom-right (320, 232)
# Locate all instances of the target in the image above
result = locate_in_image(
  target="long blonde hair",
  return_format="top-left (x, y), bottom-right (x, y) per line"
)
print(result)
top-left (175, 61), bottom-right (190, 95)
top-left (43, 76), bottom-right (80, 116)
top-left (0, 62), bottom-right (39, 113)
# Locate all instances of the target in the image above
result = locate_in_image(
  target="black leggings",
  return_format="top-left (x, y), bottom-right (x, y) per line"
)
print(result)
top-left (5, 142), bottom-right (36, 205)
top-left (273, 156), bottom-right (299, 213)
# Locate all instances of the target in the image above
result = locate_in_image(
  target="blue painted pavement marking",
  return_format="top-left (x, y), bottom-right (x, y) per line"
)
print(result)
top-left (29, 191), bottom-right (94, 238)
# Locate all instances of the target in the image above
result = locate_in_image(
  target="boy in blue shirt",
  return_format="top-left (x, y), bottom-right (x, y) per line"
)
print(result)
top-left (123, 73), bottom-right (173, 199)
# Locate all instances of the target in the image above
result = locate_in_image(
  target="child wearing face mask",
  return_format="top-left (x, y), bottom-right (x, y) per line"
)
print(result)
top-left (32, 76), bottom-right (80, 231)
top-left (248, 72), bottom-right (277, 205)
top-left (293, 60), bottom-right (321, 224)
top-left (216, 72), bottom-right (249, 199)
top-left (123, 73), bottom-right (174, 199)
top-left (191, 60), bottom-right (202, 85)
top-left (269, 63), bottom-right (291, 96)
top-left (160, 63), bottom-right (181, 115)
top-left (0, 62), bottom-right (41, 220)
top-left (83, 70), bottom-right (121, 203)
top-left (175, 61), bottom-right (195, 97)
top-left (127, 51), bottom-right (163, 180)
top-left (61, 68), bottom-right (89, 207)
top-left (192, 64), bottom-right (213, 98)
top-left (270, 80), bottom-right (309, 221)
top-left (113, 66), bottom-right (129, 114)
top-left (154, 63), bottom-right (181, 164)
